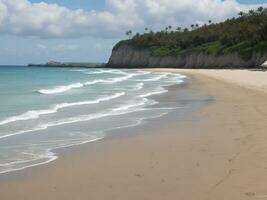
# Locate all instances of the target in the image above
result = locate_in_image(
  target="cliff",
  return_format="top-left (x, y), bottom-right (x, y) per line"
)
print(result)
top-left (107, 44), bottom-right (267, 69)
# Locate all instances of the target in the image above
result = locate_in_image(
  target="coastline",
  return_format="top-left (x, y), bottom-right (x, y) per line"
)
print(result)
top-left (1, 69), bottom-right (267, 199)
top-left (147, 68), bottom-right (267, 94)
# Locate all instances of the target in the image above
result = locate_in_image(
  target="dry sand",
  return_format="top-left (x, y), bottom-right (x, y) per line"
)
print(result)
top-left (1, 69), bottom-right (267, 200)
top-left (151, 68), bottom-right (267, 94)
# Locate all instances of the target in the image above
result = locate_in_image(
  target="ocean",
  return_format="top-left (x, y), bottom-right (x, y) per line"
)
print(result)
top-left (0, 66), bottom-right (188, 174)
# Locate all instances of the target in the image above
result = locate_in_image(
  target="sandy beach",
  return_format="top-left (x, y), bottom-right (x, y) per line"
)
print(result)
top-left (1, 69), bottom-right (267, 200)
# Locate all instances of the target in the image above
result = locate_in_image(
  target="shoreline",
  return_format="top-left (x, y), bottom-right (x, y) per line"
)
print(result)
top-left (0, 74), bottom-right (208, 177)
top-left (1, 69), bottom-right (267, 199)
top-left (146, 68), bottom-right (267, 93)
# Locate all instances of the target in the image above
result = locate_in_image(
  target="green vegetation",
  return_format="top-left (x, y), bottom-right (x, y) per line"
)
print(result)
top-left (118, 7), bottom-right (267, 61)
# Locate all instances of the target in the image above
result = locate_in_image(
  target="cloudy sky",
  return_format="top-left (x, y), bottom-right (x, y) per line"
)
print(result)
top-left (0, 0), bottom-right (267, 65)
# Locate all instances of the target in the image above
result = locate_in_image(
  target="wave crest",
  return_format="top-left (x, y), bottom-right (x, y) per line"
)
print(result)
top-left (0, 92), bottom-right (125, 126)
top-left (38, 83), bottom-right (84, 94)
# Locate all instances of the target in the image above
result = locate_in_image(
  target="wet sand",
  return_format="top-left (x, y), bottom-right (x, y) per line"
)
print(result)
top-left (1, 69), bottom-right (267, 200)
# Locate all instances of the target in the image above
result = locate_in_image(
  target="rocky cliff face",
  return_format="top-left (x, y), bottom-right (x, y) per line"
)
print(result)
top-left (107, 45), bottom-right (267, 68)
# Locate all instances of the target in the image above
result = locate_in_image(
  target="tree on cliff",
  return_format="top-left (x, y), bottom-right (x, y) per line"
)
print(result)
top-left (125, 30), bottom-right (133, 38)
top-left (119, 7), bottom-right (267, 60)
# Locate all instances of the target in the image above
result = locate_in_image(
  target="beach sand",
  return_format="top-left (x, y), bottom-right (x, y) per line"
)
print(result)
top-left (1, 69), bottom-right (267, 200)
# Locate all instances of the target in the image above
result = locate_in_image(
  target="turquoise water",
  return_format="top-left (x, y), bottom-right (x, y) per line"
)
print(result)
top-left (0, 66), bottom-right (187, 174)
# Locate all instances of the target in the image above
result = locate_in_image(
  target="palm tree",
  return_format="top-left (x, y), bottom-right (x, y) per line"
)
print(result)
top-left (208, 20), bottom-right (212, 24)
top-left (195, 24), bottom-right (199, 29)
top-left (125, 30), bottom-right (132, 38)
top-left (145, 27), bottom-right (149, 32)
top-left (168, 25), bottom-right (172, 30)
top-left (249, 9), bottom-right (254, 15)
top-left (257, 6), bottom-right (264, 13)
top-left (191, 24), bottom-right (195, 30)
top-left (176, 27), bottom-right (182, 32)
top-left (238, 11), bottom-right (244, 17)
top-left (183, 28), bottom-right (189, 32)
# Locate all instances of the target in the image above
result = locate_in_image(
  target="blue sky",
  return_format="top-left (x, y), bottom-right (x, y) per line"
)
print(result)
top-left (0, 0), bottom-right (267, 65)
top-left (239, 0), bottom-right (267, 3)
top-left (30, 0), bottom-right (106, 10)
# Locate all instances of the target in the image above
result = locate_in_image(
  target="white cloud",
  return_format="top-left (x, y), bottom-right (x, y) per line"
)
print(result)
top-left (0, 0), bottom-right (266, 39)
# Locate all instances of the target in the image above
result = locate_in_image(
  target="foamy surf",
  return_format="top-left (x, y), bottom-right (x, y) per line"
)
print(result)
top-left (38, 82), bottom-right (84, 94)
top-left (37, 73), bottom-right (137, 95)
top-left (0, 97), bottom-right (154, 140)
top-left (0, 67), bottom-right (188, 174)
top-left (0, 92), bottom-right (125, 126)
top-left (0, 135), bottom-right (103, 174)
top-left (85, 73), bottom-right (137, 85)
top-left (139, 88), bottom-right (168, 98)
top-left (83, 69), bottom-right (128, 75)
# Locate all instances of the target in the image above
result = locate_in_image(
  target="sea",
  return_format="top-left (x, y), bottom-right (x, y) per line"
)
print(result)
top-left (0, 66), bottom-right (189, 174)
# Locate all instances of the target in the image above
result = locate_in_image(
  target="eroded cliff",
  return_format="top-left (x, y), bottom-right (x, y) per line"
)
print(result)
top-left (107, 45), bottom-right (267, 68)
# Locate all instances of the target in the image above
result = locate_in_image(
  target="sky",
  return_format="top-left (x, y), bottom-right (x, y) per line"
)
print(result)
top-left (0, 0), bottom-right (267, 65)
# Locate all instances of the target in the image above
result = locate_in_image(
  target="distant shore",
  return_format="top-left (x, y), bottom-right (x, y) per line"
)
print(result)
top-left (28, 61), bottom-right (106, 68)
top-left (1, 69), bottom-right (267, 200)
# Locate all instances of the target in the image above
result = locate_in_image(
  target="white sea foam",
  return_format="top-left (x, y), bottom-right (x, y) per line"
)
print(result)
top-left (0, 69), bottom-right (188, 174)
top-left (0, 135), bottom-right (102, 174)
top-left (0, 106), bottom-right (176, 174)
top-left (121, 82), bottom-right (144, 91)
top-left (139, 88), bottom-right (168, 98)
top-left (84, 71), bottom-right (105, 75)
top-left (0, 98), bottom-right (152, 140)
top-left (0, 151), bottom-right (58, 174)
top-left (38, 72), bottom-right (139, 95)
top-left (70, 69), bottom-right (88, 72)
top-left (175, 74), bottom-right (188, 79)
top-left (38, 82), bottom-right (84, 94)
top-left (134, 82), bottom-right (144, 90)
top-left (135, 73), bottom-right (187, 82)
top-left (84, 69), bottom-right (128, 75)
top-left (136, 71), bottom-right (151, 75)
top-left (0, 93), bottom-right (125, 126)
top-left (112, 99), bottom-right (149, 112)
top-left (85, 74), bottom-right (136, 85)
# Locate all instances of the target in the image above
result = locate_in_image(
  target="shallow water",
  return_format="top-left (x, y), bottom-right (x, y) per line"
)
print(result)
top-left (0, 66), bottom-right (188, 174)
